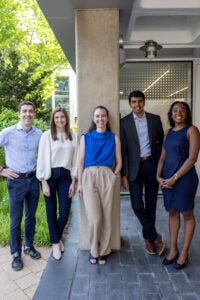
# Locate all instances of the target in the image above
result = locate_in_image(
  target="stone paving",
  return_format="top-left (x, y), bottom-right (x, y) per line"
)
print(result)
top-left (34, 194), bottom-right (200, 300)
top-left (0, 246), bottom-right (51, 299)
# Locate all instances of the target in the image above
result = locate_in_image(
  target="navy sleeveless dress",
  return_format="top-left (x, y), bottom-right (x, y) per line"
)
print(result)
top-left (162, 125), bottom-right (199, 212)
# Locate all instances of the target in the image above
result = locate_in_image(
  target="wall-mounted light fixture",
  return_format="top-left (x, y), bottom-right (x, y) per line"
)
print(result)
top-left (139, 40), bottom-right (162, 59)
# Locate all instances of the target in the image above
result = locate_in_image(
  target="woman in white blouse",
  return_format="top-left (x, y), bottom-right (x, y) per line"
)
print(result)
top-left (37, 107), bottom-right (78, 260)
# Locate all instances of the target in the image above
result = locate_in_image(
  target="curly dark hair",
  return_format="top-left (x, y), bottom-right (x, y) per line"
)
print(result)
top-left (167, 101), bottom-right (192, 128)
top-left (88, 105), bottom-right (112, 132)
top-left (50, 107), bottom-right (72, 141)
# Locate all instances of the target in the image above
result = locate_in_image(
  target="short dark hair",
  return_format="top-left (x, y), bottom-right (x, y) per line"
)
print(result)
top-left (18, 101), bottom-right (35, 112)
top-left (128, 90), bottom-right (145, 104)
top-left (168, 101), bottom-right (192, 127)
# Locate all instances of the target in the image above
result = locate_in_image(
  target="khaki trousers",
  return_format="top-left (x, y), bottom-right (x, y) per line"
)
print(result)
top-left (82, 166), bottom-right (116, 257)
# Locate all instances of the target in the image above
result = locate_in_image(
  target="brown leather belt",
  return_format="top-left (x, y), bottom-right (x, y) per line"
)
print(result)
top-left (140, 156), bottom-right (151, 161)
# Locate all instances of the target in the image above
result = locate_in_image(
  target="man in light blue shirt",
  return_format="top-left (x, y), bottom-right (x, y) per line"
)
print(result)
top-left (0, 101), bottom-right (42, 271)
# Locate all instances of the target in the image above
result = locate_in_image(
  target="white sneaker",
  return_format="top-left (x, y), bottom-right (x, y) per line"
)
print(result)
top-left (59, 240), bottom-right (65, 253)
top-left (52, 243), bottom-right (61, 260)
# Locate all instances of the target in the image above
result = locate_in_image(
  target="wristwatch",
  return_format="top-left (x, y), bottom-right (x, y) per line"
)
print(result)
top-left (0, 166), bottom-right (4, 174)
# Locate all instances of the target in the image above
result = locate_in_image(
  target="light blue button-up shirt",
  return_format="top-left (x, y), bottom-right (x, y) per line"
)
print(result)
top-left (0, 122), bottom-right (42, 173)
top-left (133, 112), bottom-right (151, 157)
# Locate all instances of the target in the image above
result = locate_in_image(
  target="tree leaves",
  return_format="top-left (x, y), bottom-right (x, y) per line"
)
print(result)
top-left (0, 0), bottom-right (69, 119)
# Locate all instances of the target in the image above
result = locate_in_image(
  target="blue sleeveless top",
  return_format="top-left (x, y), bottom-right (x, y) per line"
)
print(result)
top-left (83, 130), bottom-right (115, 168)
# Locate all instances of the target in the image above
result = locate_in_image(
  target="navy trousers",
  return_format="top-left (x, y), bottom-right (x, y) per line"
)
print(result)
top-left (129, 159), bottom-right (159, 242)
top-left (7, 175), bottom-right (40, 255)
top-left (44, 168), bottom-right (72, 244)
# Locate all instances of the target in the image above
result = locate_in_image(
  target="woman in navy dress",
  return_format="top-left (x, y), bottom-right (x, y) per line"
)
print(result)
top-left (157, 101), bottom-right (200, 269)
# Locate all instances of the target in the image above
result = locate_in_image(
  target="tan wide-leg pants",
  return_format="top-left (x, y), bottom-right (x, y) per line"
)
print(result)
top-left (82, 166), bottom-right (116, 257)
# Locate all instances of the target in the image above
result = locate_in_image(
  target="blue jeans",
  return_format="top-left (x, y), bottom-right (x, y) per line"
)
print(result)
top-left (129, 159), bottom-right (159, 242)
top-left (7, 175), bottom-right (40, 255)
top-left (44, 168), bottom-right (72, 244)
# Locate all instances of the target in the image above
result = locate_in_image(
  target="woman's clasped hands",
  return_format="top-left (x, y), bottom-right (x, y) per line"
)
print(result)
top-left (157, 176), bottom-right (177, 189)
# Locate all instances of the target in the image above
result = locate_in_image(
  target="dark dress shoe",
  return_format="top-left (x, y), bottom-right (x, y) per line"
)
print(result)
top-left (162, 252), bottom-right (179, 265)
top-left (174, 257), bottom-right (188, 270)
top-left (12, 252), bottom-right (23, 271)
top-left (24, 245), bottom-right (41, 260)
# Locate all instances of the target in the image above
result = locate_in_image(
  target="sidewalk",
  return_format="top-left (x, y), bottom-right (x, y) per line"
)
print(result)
top-left (0, 245), bottom-right (51, 299)
top-left (34, 195), bottom-right (200, 300)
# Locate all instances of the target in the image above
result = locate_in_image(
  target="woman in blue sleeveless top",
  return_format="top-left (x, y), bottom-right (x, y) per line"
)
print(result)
top-left (77, 106), bottom-right (122, 265)
top-left (157, 101), bottom-right (200, 270)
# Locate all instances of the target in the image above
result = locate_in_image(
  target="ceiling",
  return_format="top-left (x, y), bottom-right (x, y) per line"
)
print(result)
top-left (36, 0), bottom-right (200, 70)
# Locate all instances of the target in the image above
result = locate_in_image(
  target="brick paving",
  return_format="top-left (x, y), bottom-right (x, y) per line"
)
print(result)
top-left (33, 194), bottom-right (200, 300)
top-left (0, 245), bottom-right (51, 299)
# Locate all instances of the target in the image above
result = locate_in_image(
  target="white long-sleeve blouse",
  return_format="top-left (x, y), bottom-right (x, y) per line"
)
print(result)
top-left (36, 129), bottom-right (78, 180)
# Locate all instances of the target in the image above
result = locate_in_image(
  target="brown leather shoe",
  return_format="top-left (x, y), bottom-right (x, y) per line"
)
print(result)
top-left (154, 234), bottom-right (165, 256)
top-left (144, 239), bottom-right (156, 255)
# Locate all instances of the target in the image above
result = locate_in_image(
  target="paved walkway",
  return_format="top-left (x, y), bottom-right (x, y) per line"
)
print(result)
top-left (0, 246), bottom-right (51, 299)
top-left (33, 194), bottom-right (200, 300)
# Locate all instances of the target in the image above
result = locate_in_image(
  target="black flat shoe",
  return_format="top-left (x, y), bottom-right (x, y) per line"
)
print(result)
top-left (162, 252), bottom-right (179, 265)
top-left (174, 257), bottom-right (189, 270)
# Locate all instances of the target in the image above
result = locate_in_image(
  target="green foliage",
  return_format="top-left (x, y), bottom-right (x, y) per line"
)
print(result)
top-left (34, 193), bottom-right (51, 246)
top-left (0, 214), bottom-right (10, 245)
top-left (0, 0), bottom-right (69, 117)
top-left (0, 109), bottom-right (19, 166)
top-left (0, 182), bottom-right (10, 244)
top-left (0, 108), bottom-right (19, 131)
top-left (0, 148), bottom-right (5, 167)
top-left (0, 182), bottom-right (9, 212)
top-left (0, 51), bottom-right (53, 118)
top-left (71, 121), bottom-right (78, 133)
top-left (33, 118), bottom-right (48, 132)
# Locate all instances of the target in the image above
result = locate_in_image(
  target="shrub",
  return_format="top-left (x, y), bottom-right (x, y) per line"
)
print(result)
top-left (0, 108), bottom-right (19, 131)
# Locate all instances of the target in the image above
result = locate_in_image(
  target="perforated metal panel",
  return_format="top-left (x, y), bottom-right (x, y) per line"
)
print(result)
top-left (120, 62), bottom-right (192, 130)
top-left (120, 62), bottom-right (192, 123)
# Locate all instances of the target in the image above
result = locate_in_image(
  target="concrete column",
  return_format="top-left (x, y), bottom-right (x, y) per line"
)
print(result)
top-left (75, 9), bottom-right (120, 249)
top-left (193, 60), bottom-right (200, 196)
